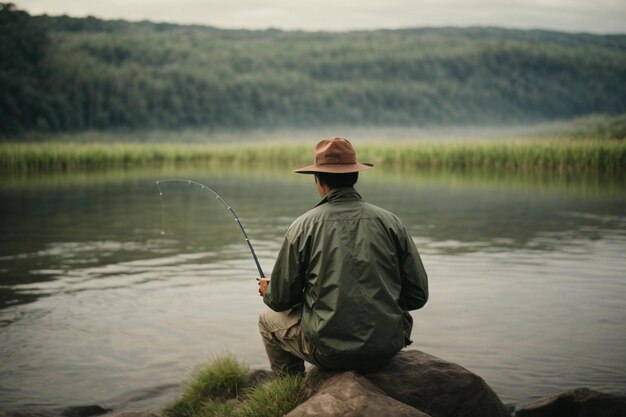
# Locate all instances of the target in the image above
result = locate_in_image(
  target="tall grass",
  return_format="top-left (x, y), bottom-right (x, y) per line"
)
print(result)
top-left (164, 355), bottom-right (249, 417)
top-left (164, 356), bottom-right (305, 417)
top-left (357, 140), bottom-right (626, 174)
top-left (0, 139), bottom-right (624, 175)
top-left (235, 375), bottom-right (305, 417)
top-left (0, 142), bottom-right (310, 172)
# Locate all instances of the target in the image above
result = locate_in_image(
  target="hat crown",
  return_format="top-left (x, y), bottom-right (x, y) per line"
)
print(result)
top-left (314, 137), bottom-right (357, 165)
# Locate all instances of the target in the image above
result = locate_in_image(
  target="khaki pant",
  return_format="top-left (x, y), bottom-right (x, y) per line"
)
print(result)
top-left (258, 306), bottom-right (322, 375)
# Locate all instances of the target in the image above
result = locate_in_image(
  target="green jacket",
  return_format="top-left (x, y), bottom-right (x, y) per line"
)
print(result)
top-left (264, 186), bottom-right (428, 369)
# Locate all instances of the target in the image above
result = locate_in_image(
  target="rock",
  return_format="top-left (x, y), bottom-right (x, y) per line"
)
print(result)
top-left (287, 371), bottom-right (430, 417)
top-left (246, 369), bottom-right (275, 388)
top-left (504, 404), bottom-right (516, 415)
top-left (60, 406), bottom-right (110, 417)
top-left (515, 387), bottom-right (626, 417)
top-left (0, 411), bottom-right (55, 417)
top-left (361, 349), bottom-right (510, 417)
top-left (108, 413), bottom-right (161, 417)
top-left (299, 349), bottom-right (509, 417)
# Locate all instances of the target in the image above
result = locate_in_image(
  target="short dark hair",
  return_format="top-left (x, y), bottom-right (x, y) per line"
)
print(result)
top-left (315, 172), bottom-right (358, 189)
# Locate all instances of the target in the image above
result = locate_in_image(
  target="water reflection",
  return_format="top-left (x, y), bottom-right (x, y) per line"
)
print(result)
top-left (0, 167), bottom-right (625, 410)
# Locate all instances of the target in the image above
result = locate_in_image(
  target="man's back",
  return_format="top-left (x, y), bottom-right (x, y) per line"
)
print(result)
top-left (264, 186), bottom-right (428, 370)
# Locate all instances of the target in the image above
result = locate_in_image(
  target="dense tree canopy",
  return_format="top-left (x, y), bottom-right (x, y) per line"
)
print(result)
top-left (1, 4), bottom-right (625, 136)
top-left (0, 4), bottom-right (53, 132)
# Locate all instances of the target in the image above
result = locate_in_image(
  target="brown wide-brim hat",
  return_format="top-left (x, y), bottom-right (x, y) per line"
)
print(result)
top-left (294, 137), bottom-right (374, 174)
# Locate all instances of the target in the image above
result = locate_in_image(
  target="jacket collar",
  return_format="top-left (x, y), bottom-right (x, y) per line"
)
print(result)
top-left (315, 186), bottom-right (362, 207)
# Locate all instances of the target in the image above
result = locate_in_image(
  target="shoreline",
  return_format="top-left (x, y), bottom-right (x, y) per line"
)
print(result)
top-left (2, 373), bottom-right (625, 417)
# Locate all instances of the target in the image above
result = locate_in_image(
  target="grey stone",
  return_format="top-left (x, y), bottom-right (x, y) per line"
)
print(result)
top-left (515, 387), bottom-right (626, 417)
top-left (0, 410), bottom-right (55, 417)
top-left (107, 413), bottom-right (161, 417)
top-left (287, 371), bottom-right (430, 417)
top-left (60, 406), bottom-right (110, 417)
top-left (246, 369), bottom-right (275, 388)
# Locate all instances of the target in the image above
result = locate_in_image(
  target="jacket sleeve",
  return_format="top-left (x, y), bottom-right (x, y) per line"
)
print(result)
top-left (263, 232), bottom-right (304, 311)
top-left (399, 226), bottom-right (429, 311)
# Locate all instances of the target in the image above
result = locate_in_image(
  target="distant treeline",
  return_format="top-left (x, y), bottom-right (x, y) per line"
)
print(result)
top-left (1, 3), bottom-right (626, 136)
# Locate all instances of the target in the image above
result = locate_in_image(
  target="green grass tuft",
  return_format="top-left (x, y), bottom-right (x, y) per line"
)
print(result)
top-left (164, 355), bottom-right (249, 417)
top-left (196, 400), bottom-right (238, 417)
top-left (234, 375), bottom-right (306, 417)
top-left (163, 356), bottom-right (306, 417)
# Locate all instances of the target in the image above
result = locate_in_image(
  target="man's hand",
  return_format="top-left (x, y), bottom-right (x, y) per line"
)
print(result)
top-left (258, 277), bottom-right (270, 297)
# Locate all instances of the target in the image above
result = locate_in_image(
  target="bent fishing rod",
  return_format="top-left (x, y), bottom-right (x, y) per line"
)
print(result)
top-left (155, 178), bottom-right (265, 279)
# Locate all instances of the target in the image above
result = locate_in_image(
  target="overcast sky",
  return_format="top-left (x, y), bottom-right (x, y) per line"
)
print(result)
top-left (15, 0), bottom-right (626, 34)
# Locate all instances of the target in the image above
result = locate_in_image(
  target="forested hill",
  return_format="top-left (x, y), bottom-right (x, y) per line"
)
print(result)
top-left (1, 3), bottom-right (626, 135)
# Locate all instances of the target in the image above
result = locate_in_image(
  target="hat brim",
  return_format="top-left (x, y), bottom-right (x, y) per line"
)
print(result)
top-left (294, 162), bottom-right (374, 174)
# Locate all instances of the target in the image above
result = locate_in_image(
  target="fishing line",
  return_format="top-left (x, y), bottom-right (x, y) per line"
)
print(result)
top-left (156, 178), bottom-right (265, 279)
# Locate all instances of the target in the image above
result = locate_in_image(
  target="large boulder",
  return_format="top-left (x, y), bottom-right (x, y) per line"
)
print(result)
top-left (363, 349), bottom-right (510, 417)
top-left (286, 371), bottom-right (430, 417)
top-left (515, 387), bottom-right (626, 417)
top-left (304, 349), bottom-right (510, 417)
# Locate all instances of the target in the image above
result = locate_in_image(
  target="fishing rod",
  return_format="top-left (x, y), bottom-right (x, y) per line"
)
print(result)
top-left (155, 178), bottom-right (265, 279)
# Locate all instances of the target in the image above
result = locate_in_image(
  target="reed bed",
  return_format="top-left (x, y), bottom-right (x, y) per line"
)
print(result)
top-left (0, 140), bottom-right (624, 175)
top-left (357, 140), bottom-right (626, 174)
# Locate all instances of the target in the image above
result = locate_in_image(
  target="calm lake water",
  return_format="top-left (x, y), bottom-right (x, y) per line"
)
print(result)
top-left (1, 167), bottom-right (625, 412)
